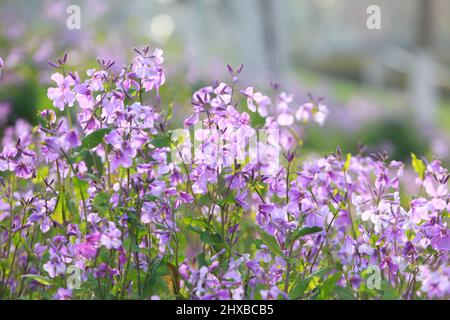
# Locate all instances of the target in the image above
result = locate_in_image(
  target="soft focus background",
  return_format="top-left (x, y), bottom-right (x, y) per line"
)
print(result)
top-left (0, 0), bottom-right (449, 164)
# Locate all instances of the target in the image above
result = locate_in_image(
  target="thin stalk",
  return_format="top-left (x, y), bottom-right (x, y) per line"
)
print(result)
top-left (309, 205), bottom-right (343, 274)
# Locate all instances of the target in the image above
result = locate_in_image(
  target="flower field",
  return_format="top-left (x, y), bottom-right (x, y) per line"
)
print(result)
top-left (0, 45), bottom-right (448, 300)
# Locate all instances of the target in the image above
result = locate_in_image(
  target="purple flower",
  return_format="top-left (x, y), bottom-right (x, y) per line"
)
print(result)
top-left (14, 161), bottom-right (34, 179)
top-left (174, 191), bottom-right (194, 208)
top-left (305, 205), bottom-right (330, 228)
top-left (47, 73), bottom-right (76, 110)
top-left (105, 130), bottom-right (122, 147)
top-left (28, 201), bottom-right (52, 233)
top-left (240, 87), bottom-right (270, 116)
top-left (67, 224), bottom-right (80, 237)
top-left (43, 253), bottom-right (66, 278)
top-left (93, 263), bottom-right (118, 278)
top-left (54, 288), bottom-right (72, 300)
top-left (131, 48), bottom-right (165, 92)
top-left (192, 166), bottom-right (217, 194)
top-left (111, 149), bottom-right (133, 170)
top-left (433, 235), bottom-right (450, 251)
top-left (76, 241), bottom-right (97, 259)
top-left (260, 285), bottom-right (284, 300)
top-left (0, 145), bottom-right (18, 171)
top-left (255, 246), bottom-right (272, 263)
top-left (235, 189), bottom-right (249, 210)
top-left (65, 130), bottom-right (81, 148)
top-left (100, 222), bottom-right (122, 250)
top-left (105, 130), bottom-right (137, 170)
top-left (257, 204), bottom-right (276, 227)
top-left (34, 244), bottom-right (48, 259)
top-left (419, 266), bottom-right (450, 298)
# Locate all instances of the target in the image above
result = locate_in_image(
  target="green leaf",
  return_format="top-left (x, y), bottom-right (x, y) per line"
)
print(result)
top-left (150, 133), bottom-right (171, 148)
top-left (65, 194), bottom-right (78, 219)
top-left (20, 236), bottom-right (32, 255)
top-left (166, 102), bottom-right (173, 121)
top-left (318, 272), bottom-right (342, 299)
top-left (290, 226), bottom-right (322, 241)
top-left (411, 153), bottom-right (426, 180)
top-left (79, 128), bottom-right (112, 150)
top-left (200, 231), bottom-right (225, 252)
top-left (289, 278), bottom-right (312, 299)
top-left (32, 166), bottom-right (49, 184)
top-left (289, 267), bottom-right (332, 299)
top-left (195, 252), bottom-right (208, 268)
top-left (51, 194), bottom-right (64, 224)
top-left (142, 259), bottom-right (170, 297)
top-left (381, 280), bottom-right (400, 300)
top-left (344, 153), bottom-right (351, 171)
top-left (259, 231), bottom-right (283, 257)
top-left (217, 193), bottom-right (235, 207)
top-left (73, 177), bottom-right (88, 204)
top-left (36, 112), bottom-right (48, 128)
top-left (51, 192), bottom-right (72, 224)
top-left (334, 286), bottom-right (355, 300)
top-left (123, 237), bottom-right (140, 253)
top-left (21, 274), bottom-right (53, 286)
top-left (167, 262), bottom-right (180, 294)
top-left (185, 218), bottom-right (205, 233)
top-left (93, 192), bottom-right (110, 213)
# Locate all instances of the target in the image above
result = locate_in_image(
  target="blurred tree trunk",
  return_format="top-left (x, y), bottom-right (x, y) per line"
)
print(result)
top-left (258, 0), bottom-right (278, 78)
top-left (416, 0), bottom-right (433, 49)
top-left (409, 0), bottom-right (438, 129)
top-left (257, 0), bottom-right (289, 81)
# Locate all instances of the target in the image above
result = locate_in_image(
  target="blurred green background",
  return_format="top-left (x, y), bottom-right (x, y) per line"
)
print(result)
top-left (0, 0), bottom-right (449, 164)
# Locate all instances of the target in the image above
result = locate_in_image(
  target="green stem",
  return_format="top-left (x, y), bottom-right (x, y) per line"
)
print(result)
top-left (55, 160), bottom-right (67, 226)
top-left (120, 226), bottom-right (134, 299)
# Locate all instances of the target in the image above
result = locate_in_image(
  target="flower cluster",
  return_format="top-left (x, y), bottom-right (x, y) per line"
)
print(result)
top-left (0, 46), bottom-right (448, 300)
